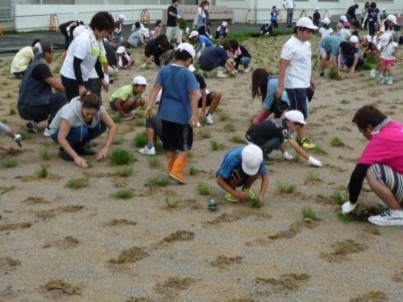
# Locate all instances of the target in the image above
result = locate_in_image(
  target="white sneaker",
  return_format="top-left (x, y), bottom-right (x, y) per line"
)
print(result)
top-left (370, 68), bottom-right (378, 78)
top-left (138, 146), bottom-right (156, 155)
top-left (43, 127), bottom-right (52, 137)
top-left (244, 67), bottom-right (250, 74)
top-left (368, 209), bottom-right (403, 226)
top-left (206, 113), bottom-right (213, 125)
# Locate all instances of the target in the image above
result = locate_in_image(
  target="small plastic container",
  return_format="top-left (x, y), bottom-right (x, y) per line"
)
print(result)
top-left (208, 198), bottom-right (217, 211)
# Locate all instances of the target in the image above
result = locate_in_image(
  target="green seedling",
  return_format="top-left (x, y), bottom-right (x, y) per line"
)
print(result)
top-left (337, 213), bottom-right (354, 223)
top-left (306, 170), bottom-right (321, 182)
top-left (200, 129), bottom-right (211, 138)
top-left (5, 93), bottom-right (13, 99)
top-left (276, 182), bottom-right (296, 194)
top-left (111, 190), bottom-right (133, 199)
top-left (218, 114), bottom-right (230, 121)
top-left (313, 145), bottom-right (328, 154)
top-left (148, 175), bottom-right (170, 187)
top-left (164, 195), bottom-right (182, 208)
top-left (134, 119), bottom-right (145, 127)
top-left (231, 135), bottom-right (244, 144)
top-left (331, 136), bottom-right (344, 147)
top-left (302, 206), bottom-right (317, 220)
top-left (189, 166), bottom-right (198, 175)
top-left (109, 149), bottom-right (133, 165)
top-left (332, 190), bottom-right (348, 205)
top-left (67, 178), bottom-right (89, 189)
top-left (8, 108), bottom-right (16, 115)
top-left (111, 114), bottom-right (122, 123)
top-left (39, 149), bottom-right (52, 160)
top-left (133, 131), bottom-right (147, 147)
top-left (196, 183), bottom-right (210, 196)
top-left (38, 165), bottom-right (48, 178)
top-left (115, 166), bottom-right (134, 177)
top-left (223, 123), bottom-right (235, 132)
top-left (327, 68), bottom-right (342, 80)
top-left (147, 156), bottom-right (160, 168)
top-left (2, 158), bottom-right (18, 168)
top-left (210, 140), bottom-right (224, 151)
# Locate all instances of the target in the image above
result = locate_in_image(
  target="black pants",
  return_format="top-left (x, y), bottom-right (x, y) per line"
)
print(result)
top-left (18, 93), bottom-right (67, 125)
top-left (62, 75), bottom-right (88, 102)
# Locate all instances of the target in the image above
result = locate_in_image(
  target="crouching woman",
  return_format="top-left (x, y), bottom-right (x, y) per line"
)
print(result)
top-left (48, 92), bottom-right (116, 167)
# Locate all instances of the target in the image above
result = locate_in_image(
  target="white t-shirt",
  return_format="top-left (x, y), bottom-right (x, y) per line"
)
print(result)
top-left (339, 28), bottom-right (351, 39)
top-left (281, 35), bottom-right (312, 89)
top-left (283, 0), bottom-right (295, 9)
top-left (319, 27), bottom-right (334, 38)
top-left (381, 42), bottom-right (398, 60)
top-left (61, 29), bottom-right (99, 81)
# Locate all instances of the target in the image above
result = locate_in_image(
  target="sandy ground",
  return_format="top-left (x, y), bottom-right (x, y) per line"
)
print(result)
top-left (1, 34), bottom-right (403, 302)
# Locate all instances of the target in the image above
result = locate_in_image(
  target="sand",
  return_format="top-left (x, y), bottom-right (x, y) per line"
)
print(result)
top-left (1, 34), bottom-right (403, 302)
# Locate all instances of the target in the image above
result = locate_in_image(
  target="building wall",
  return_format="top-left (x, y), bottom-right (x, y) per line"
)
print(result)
top-left (14, 1), bottom-right (402, 31)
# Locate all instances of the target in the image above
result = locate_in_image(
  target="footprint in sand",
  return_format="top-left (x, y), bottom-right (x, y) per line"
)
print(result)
top-left (41, 279), bottom-right (81, 298)
top-left (210, 255), bottom-right (242, 269)
top-left (0, 257), bottom-right (21, 274)
top-left (349, 291), bottom-right (388, 302)
top-left (154, 276), bottom-right (195, 298)
top-left (320, 239), bottom-right (368, 263)
top-left (42, 236), bottom-right (79, 250)
top-left (255, 273), bottom-right (310, 295)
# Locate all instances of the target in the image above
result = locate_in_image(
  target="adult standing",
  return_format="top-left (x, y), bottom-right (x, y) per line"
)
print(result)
top-left (166, 0), bottom-right (182, 44)
top-left (17, 41), bottom-right (67, 135)
top-left (193, 1), bottom-right (209, 36)
top-left (346, 4), bottom-right (359, 22)
top-left (361, 2), bottom-right (370, 29)
top-left (362, 2), bottom-right (380, 36)
top-left (114, 14), bottom-right (125, 46)
top-left (275, 17), bottom-right (318, 150)
top-left (283, 0), bottom-right (296, 28)
top-left (58, 20), bottom-right (84, 49)
top-left (60, 11), bottom-right (114, 101)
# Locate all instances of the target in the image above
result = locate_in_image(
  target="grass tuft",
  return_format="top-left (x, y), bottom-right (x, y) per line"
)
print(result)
top-left (276, 182), bottom-right (296, 194)
top-left (133, 131), bottom-right (147, 147)
top-left (39, 149), bottom-right (52, 160)
top-left (200, 129), bottom-right (211, 138)
top-left (109, 149), bottom-right (133, 165)
top-left (147, 156), bottom-right (160, 168)
top-left (111, 190), bottom-right (133, 199)
top-left (313, 145), bottom-right (328, 154)
top-left (302, 206), bottom-right (317, 220)
top-left (67, 178), bottom-right (89, 189)
top-left (189, 166), bottom-right (198, 175)
top-left (223, 123), bottom-right (235, 132)
top-left (38, 165), bottom-right (48, 178)
top-left (196, 183), bottom-right (210, 195)
top-left (2, 158), bottom-right (18, 168)
top-left (231, 135), bottom-right (244, 143)
top-left (330, 136), bottom-right (344, 147)
top-left (164, 195), bottom-right (182, 208)
top-left (332, 190), bottom-right (348, 205)
top-left (148, 175), bottom-right (170, 187)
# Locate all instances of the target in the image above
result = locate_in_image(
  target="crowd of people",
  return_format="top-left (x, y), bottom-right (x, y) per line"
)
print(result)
top-left (4, 1), bottom-right (403, 226)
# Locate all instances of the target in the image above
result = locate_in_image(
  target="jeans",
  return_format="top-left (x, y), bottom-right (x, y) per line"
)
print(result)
top-left (286, 9), bottom-right (294, 27)
top-left (344, 55), bottom-right (365, 68)
top-left (240, 57), bottom-right (251, 69)
top-left (115, 33), bottom-right (122, 46)
top-left (260, 137), bottom-right (284, 152)
top-left (51, 122), bottom-right (107, 148)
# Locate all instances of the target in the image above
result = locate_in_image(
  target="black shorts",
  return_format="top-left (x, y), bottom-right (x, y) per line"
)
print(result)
top-left (197, 91), bottom-right (214, 108)
top-left (228, 165), bottom-right (248, 187)
top-left (286, 88), bottom-right (308, 119)
top-left (161, 120), bottom-right (193, 152)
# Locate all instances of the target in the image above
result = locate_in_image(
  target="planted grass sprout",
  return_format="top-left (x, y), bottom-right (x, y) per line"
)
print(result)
top-left (40, 149), bottom-right (52, 160)
top-left (38, 165), bottom-right (48, 178)
top-left (67, 178), bottom-right (89, 189)
top-left (2, 158), bottom-right (18, 168)
top-left (332, 190), bottom-right (348, 205)
top-left (276, 182), bottom-right (296, 194)
top-left (111, 190), bottom-right (133, 199)
top-left (196, 183), bottom-right (210, 196)
top-left (302, 206), bottom-right (317, 220)
top-left (147, 156), bottom-right (160, 168)
top-left (133, 131), bottom-right (147, 147)
top-left (189, 166), bottom-right (198, 175)
top-left (331, 136), bottom-right (344, 147)
top-left (148, 175), bottom-right (170, 187)
top-left (231, 135), bottom-right (244, 143)
top-left (109, 149), bottom-right (133, 165)
top-left (164, 195), bottom-right (182, 208)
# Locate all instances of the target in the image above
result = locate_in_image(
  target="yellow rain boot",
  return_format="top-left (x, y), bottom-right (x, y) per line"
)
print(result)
top-left (169, 156), bottom-right (187, 184)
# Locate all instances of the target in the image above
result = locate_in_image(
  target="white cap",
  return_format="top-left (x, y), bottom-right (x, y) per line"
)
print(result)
top-left (188, 64), bottom-right (196, 73)
top-left (116, 46), bottom-right (126, 54)
top-left (133, 76), bottom-right (147, 85)
top-left (33, 42), bottom-right (43, 54)
top-left (382, 8), bottom-right (385, 11)
top-left (241, 145), bottom-right (263, 176)
top-left (177, 42), bottom-right (196, 59)
top-left (119, 14), bottom-right (125, 20)
top-left (321, 18), bottom-right (330, 25)
top-left (315, 7), bottom-right (319, 10)
top-left (189, 31), bottom-right (199, 38)
top-left (379, 33), bottom-right (391, 46)
top-left (365, 34), bottom-right (372, 42)
top-left (222, 21), bottom-right (228, 27)
top-left (284, 110), bottom-right (306, 125)
top-left (73, 25), bottom-right (85, 38)
top-left (340, 15), bottom-right (348, 22)
top-left (265, 21), bottom-right (271, 27)
top-left (386, 14), bottom-right (397, 25)
top-left (296, 17), bottom-right (318, 30)
top-left (350, 35), bottom-right (359, 44)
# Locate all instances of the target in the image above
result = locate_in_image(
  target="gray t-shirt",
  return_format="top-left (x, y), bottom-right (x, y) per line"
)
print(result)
top-left (49, 96), bottom-right (106, 135)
